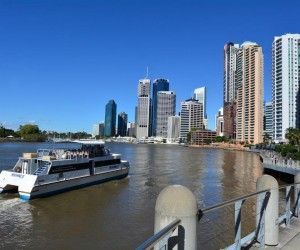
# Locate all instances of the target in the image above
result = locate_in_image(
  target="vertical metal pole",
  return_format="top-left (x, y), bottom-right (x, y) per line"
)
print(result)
top-left (256, 192), bottom-right (266, 249)
top-left (235, 200), bottom-right (244, 250)
top-left (260, 203), bottom-right (265, 249)
top-left (286, 186), bottom-right (291, 226)
top-left (294, 187), bottom-right (300, 217)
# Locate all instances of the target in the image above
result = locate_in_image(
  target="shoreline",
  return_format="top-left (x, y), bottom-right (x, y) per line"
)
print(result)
top-left (188, 143), bottom-right (251, 152)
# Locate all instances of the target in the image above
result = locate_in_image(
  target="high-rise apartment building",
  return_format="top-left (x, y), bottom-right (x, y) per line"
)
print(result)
top-left (180, 98), bottom-right (204, 140)
top-left (136, 78), bottom-right (151, 139)
top-left (152, 79), bottom-right (169, 136)
top-left (117, 112), bottom-right (128, 137)
top-left (156, 91), bottom-right (176, 138)
top-left (223, 42), bottom-right (240, 139)
top-left (104, 100), bottom-right (117, 137)
top-left (272, 34), bottom-right (300, 142)
top-left (236, 42), bottom-right (264, 144)
top-left (264, 102), bottom-right (273, 138)
top-left (167, 115), bottom-right (180, 143)
top-left (194, 87), bottom-right (208, 128)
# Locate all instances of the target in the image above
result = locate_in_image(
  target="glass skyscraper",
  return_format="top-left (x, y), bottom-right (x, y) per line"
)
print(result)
top-left (117, 112), bottom-right (128, 136)
top-left (104, 100), bottom-right (117, 137)
top-left (152, 79), bottom-right (169, 136)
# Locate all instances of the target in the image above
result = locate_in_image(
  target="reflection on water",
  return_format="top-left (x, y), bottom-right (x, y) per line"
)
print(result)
top-left (0, 142), bottom-right (263, 249)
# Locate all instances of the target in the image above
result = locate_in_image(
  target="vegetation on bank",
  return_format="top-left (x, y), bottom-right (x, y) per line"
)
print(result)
top-left (273, 128), bottom-right (300, 161)
top-left (0, 124), bottom-right (91, 142)
top-left (187, 127), bottom-right (300, 159)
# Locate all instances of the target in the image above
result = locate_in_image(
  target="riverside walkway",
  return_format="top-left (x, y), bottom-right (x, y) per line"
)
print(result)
top-left (260, 151), bottom-right (300, 176)
top-left (136, 173), bottom-right (300, 250)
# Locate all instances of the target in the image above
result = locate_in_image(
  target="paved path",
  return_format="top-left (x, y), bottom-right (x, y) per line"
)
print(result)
top-left (251, 217), bottom-right (300, 249)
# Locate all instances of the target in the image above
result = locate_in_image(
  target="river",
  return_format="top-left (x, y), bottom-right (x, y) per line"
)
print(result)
top-left (0, 142), bottom-right (263, 249)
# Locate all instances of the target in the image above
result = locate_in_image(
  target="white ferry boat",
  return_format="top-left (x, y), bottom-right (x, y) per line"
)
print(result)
top-left (0, 141), bottom-right (129, 200)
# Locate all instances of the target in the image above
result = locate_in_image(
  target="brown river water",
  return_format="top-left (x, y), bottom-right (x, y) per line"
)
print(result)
top-left (0, 142), bottom-right (264, 249)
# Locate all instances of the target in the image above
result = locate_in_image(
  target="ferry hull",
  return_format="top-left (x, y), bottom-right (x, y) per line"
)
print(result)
top-left (19, 169), bottom-right (129, 200)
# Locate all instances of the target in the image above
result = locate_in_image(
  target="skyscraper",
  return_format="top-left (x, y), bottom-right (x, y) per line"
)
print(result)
top-left (264, 102), bottom-right (273, 139)
top-left (215, 107), bottom-right (224, 137)
top-left (104, 100), bottom-right (117, 137)
top-left (136, 78), bottom-right (151, 139)
top-left (194, 87), bottom-right (207, 129)
top-left (92, 124), bottom-right (101, 138)
top-left (236, 42), bottom-right (264, 144)
top-left (152, 79), bottom-right (169, 136)
top-left (127, 122), bottom-right (136, 137)
top-left (167, 115), bottom-right (180, 143)
top-left (180, 98), bottom-right (204, 140)
top-left (117, 112), bottom-right (128, 137)
top-left (224, 43), bottom-right (240, 103)
top-left (223, 42), bottom-right (240, 139)
top-left (156, 91), bottom-right (176, 138)
top-left (99, 122), bottom-right (105, 138)
top-left (272, 34), bottom-right (300, 142)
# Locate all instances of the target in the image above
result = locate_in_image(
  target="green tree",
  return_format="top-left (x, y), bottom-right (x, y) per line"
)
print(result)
top-left (19, 124), bottom-right (40, 137)
top-left (0, 125), bottom-right (16, 138)
top-left (263, 133), bottom-right (272, 145)
top-left (285, 128), bottom-right (300, 145)
top-left (187, 132), bottom-right (192, 143)
top-left (203, 139), bottom-right (212, 145)
top-left (18, 124), bottom-right (46, 142)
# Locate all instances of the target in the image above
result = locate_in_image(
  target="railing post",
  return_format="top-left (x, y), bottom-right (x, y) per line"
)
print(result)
top-left (234, 200), bottom-right (244, 249)
top-left (294, 172), bottom-right (300, 217)
top-left (286, 186), bottom-right (291, 226)
top-left (155, 185), bottom-right (197, 250)
top-left (256, 175), bottom-right (279, 246)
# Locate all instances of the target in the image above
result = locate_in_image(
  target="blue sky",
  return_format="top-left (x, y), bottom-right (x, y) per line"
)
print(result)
top-left (0, 0), bottom-right (299, 132)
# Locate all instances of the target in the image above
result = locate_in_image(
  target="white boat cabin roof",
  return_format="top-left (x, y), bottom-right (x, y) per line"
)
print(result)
top-left (72, 140), bottom-right (105, 145)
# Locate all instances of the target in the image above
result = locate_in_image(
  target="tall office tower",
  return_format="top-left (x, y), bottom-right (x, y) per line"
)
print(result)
top-left (117, 112), bottom-right (128, 137)
top-left (272, 34), bottom-right (300, 142)
top-left (264, 102), bottom-right (273, 138)
top-left (236, 42), bottom-right (264, 144)
top-left (194, 87), bottom-right (207, 128)
top-left (104, 100), bottom-right (117, 137)
top-left (134, 106), bottom-right (138, 138)
top-left (167, 115), bottom-right (181, 143)
top-left (92, 124), bottom-right (100, 137)
top-left (179, 98), bottom-right (204, 141)
top-left (99, 122), bottom-right (105, 138)
top-left (152, 79), bottom-right (169, 136)
top-left (156, 91), bottom-right (176, 138)
top-left (136, 78), bottom-right (151, 139)
top-left (215, 107), bottom-right (224, 137)
top-left (223, 42), bottom-right (240, 139)
top-left (92, 122), bottom-right (105, 138)
top-left (127, 122), bottom-right (136, 137)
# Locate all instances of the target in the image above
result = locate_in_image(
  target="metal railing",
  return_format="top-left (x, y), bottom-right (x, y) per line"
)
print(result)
top-left (136, 219), bottom-right (182, 250)
top-left (136, 182), bottom-right (300, 250)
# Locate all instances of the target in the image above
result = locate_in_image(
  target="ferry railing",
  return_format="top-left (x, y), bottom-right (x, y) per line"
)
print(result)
top-left (136, 181), bottom-right (300, 250)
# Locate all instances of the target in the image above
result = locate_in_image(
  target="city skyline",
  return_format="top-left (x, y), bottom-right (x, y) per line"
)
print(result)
top-left (0, 1), bottom-right (299, 132)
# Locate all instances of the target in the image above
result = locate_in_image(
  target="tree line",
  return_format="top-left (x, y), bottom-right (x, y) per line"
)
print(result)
top-left (0, 124), bottom-right (91, 142)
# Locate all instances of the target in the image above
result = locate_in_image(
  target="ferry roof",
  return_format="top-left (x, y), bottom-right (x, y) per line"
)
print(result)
top-left (72, 140), bottom-right (105, 145)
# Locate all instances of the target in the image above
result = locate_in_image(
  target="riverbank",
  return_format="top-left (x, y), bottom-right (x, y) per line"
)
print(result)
top-left (189, 142), bottom-right (251, 152)
top-left (0, 138), bottom-right (25, 143)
